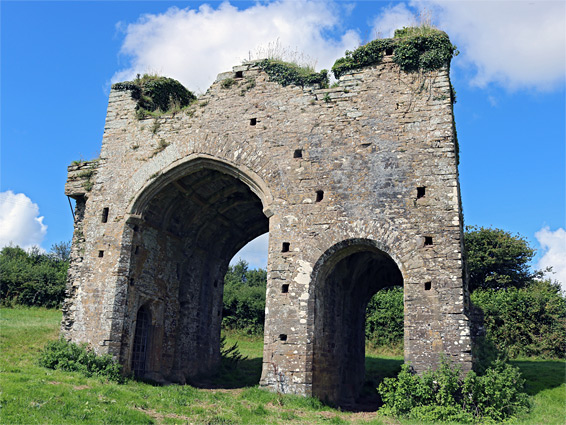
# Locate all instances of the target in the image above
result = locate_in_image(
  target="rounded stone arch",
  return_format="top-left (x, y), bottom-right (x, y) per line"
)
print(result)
top-left (117, 154), bottom-right (273, 383)
top-left (309, 238), bottom-right (404, 407)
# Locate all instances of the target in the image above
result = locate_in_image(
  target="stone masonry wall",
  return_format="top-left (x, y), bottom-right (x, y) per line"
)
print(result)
top-left (63, 56), bottom-right (472, 403)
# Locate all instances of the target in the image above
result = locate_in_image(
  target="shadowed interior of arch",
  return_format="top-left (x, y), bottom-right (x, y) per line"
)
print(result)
top-left (123, 167), bottom-right (268, 383)
top-left (312, 246), bottom-right (403, 408)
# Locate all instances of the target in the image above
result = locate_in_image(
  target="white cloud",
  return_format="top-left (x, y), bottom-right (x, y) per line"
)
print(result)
top-left (0, 191), bottom-right (47, 250)
top-left (371, 3), bottom-right (417, 38)
top-left (420, 0), bottom-right (566, 91)
top-left (535, 227), bottom-right (566, 290)
top-left (231, 233), bottom-right (269, 270)
top-left (112, 0), bottom-right (359, 92)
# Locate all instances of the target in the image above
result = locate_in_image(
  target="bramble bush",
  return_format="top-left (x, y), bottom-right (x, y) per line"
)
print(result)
top-left (39, 338), bottom-right (124, 383)
top-left (378, 357), bottom-right (529, 423)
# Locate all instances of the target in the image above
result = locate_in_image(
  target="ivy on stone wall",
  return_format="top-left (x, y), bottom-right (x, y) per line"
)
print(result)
top-left (112, 74), bottom-right (196, 119)
top-left (257, 59), bottom-right (328, 88)
top-left (332, 26), bottom-right (457, 78)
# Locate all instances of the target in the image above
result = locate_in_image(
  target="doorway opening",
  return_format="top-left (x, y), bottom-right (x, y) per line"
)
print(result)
top-left (124, 162), bottom-right (270, 384)
top-left (312, 240), bottom-right (403, 408)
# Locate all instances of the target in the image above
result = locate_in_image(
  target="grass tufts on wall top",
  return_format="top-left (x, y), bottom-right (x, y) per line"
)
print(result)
top-left (332, 26), bottom-right (458, 78)
top-left (257, 59), bottom-right (328, 88)
top-left (112, 74), bottom-right (197, 119)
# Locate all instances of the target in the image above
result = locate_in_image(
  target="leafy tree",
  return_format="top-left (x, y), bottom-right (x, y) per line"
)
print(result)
top-left (365, 286), bottom-right (404, 348)
top-left (222, 260), bottom-right (267, 334)
top-left (0, 243), bottom-right (69, 308)
top-left (464, 226), bottom-right (537, 291)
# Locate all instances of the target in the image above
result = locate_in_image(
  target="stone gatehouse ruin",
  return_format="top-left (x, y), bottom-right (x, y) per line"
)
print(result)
top-left (62, 44), bottom-right (472, 406)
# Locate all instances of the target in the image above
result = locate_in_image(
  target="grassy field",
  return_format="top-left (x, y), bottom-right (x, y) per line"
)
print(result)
top-left (0, 307), bottom-right (564, 424)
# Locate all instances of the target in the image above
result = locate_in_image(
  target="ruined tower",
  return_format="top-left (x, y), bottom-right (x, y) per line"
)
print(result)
top-left (63, 35), bottom-right (472, 405)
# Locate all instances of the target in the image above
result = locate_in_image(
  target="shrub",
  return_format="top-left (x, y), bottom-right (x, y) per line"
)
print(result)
top-left (0, 245), bottom-right (69, 308)
top-left (332, 26), bottom-right (457, 79)
top-left (257, 59), bottom-right (328, 88)
top-left (365, 286), bottom-right (403, 348)
top-left (112, 74), bottom-right (196, 119)
top-left (39, 338), bottom-right (123, 383)
top-left (471, 279), bottom-right (566, 358)
top-left (222, 261), bottom-right (267, 335)
top-left (379, 358), bottom-right (529, 423)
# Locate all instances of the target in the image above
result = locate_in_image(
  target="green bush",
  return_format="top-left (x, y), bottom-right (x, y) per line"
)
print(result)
top-left (112, 74), bottom-right (196, 119)
top-left (257, 59), bottom-right (328, 88)
top-left (471, 279), bottom-right (566, 358)
top-left (365, 286), bottom-right (404, 348)
top-left (332, 26), bottom-right (457, 78)
top-left (0, 245), bottom-right (69, 308)
top-left (222, 261), bottom-right (267, 335)
top-left (379, 358), bottom-right (529, 423)
top-left (39, 338), bottom-right (123, 383)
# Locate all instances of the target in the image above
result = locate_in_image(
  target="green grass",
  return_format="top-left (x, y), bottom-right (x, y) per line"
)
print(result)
top-left (1, 307), bottom-right (564, 424)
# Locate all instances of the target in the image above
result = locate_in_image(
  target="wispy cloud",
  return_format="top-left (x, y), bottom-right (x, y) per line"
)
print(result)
top-left (112, 0), bottom-right (359, 92)
top-left (422, 0), bottom-right (566, 91)
top-left (0, 191), bottom-right (47, 250)
top-left (372, 1), bottom-right (565, 91)
top-left (535, 226), bottom-right (566, 290)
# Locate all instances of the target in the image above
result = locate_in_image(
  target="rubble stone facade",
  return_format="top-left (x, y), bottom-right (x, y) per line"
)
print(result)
top-left (63, 56), bottom-right (472, 406)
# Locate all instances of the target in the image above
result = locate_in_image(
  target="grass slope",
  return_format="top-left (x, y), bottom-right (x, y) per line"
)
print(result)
top-left (1, 307), bottom-right (564, 424)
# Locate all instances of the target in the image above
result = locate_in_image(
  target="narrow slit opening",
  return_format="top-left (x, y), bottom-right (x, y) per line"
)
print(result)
top-left (98, 250), bottom-right (104, 258)
top-left (425, 281), bottom-right (432, 291)
top-left (315, 190), bottom-right (324, 202)
top-left (282, 284), bottom-right (289, 293)
top-left (101, 207), bottom-right (109, 223)
top-left (417, 187), bottom-right (426, 199)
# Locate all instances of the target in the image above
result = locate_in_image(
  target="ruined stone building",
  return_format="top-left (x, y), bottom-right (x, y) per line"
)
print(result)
top-left (63, 49), bottom-right (472, 405)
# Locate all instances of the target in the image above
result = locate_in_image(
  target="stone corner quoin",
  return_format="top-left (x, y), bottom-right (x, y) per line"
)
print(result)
top-left (62, 55), bottom-right (473, 406)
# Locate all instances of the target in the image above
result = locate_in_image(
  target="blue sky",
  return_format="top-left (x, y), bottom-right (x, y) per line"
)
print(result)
top-left (1, 1), bottom-right (564, 286)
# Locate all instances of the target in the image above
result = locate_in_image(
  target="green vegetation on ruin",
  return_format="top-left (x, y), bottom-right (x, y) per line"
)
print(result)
top-left (112, 74), bottom-right (197, 120)
top-left (332, 25), bottom-right (458, 79)
top-left (257, 59), bottom-right (329, 88)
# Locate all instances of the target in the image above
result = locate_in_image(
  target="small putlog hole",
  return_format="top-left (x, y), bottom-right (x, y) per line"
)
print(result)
top-left (282, 242), bottom-right (290, 252)
top-left (293, 149), bottom-right (303, 158)
top-left (417, 187), bottom-right (426, 199)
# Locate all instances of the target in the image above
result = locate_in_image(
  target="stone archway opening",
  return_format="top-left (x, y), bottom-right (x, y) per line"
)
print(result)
top-left (123, 165), bottom-right (269, 384)
top-left (312, 242), bottom-right (403, 408)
